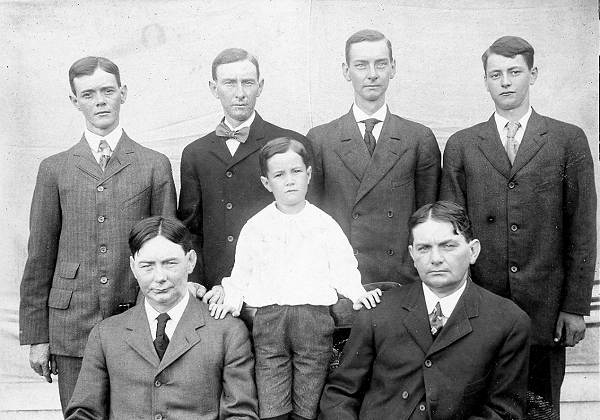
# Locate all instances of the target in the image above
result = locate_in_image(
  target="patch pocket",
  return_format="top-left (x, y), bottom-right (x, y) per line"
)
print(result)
top-left (58, 262), bottom-right (79, 279)
top-left (48, 288), bottom-right (73, 309)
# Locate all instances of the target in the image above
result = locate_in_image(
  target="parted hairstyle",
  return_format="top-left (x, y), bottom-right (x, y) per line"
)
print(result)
top-left (259, 137), bottom-right (311, 177)
top-left (481, 36), bottom-right (535, 71)
top-left (345, 29), bottom-right (393, 64)
top-left (129, 216), bottom-right (193, 256)
top-left (69, 56), bottom-right (121, 95)
top-left (408, 201), bottom-right (475, 244)
top-left (211, 48), bottom-right (260, 81)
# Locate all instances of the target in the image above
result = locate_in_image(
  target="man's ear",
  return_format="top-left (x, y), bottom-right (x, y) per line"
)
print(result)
top-left (186, 250), bottom-right (197, 274)
top-left (70, 94), bottom-right (80, 110)
top-left (119, 84), bottom-right (128, 103)
top-left (468, 239), bottom-right (481, 264)
top-left (261, 175), bottom-right (272, 192)
top-left (342, 62), bottom-right (351, 82)
top-left (529, 66), bottom-right (538, 86)
top-left (209, 79), bottom-right (219, 99)
top-left (129, 255), bottom-right (138, 279)
top-left (389, 59), bottom-right (396, 80)
top-left (256, 78), bottom-right (264, 97)
top-left (306, 165), bottom-right (312, 184)
top-left (408, 244), bottom-right (415, 264)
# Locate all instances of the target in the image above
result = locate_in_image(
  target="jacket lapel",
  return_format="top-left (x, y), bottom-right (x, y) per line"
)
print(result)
top-left (476, 115), bottom-right (512, 180)
top-left (354, 110), bottom-right (408, 205)
top-left (333, 109), bottom-right (370, 182)
top-left (158, 296), bottom-right (204, 373)
top-left (225, 112), bottom-right (267, 170)
top-left (510, 110), bottom-right (548, 176)
top-left (124, 304), bottom-right (160, 368)
top-left (427, 280), bottom-right (478, 356)
top-left (101, 132), bottom-right (135, 182)
top-left (401, 283), bottom-right (434, 354)
top-left (72, 136), bottom-right (103, 180)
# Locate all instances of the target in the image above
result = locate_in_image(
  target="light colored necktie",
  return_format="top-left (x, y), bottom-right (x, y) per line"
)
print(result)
top-left (215, 121), bottom-right (250, 143)
top-left (429, 302), bottom-right (444, 336)
top-left (98, 139), bottom-right (112, 171)
top-left (505, 121), bottom-right (521, 165)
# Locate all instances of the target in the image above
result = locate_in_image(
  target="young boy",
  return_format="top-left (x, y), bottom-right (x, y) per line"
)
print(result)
top-left (210, 137), bottom-right (381, 420)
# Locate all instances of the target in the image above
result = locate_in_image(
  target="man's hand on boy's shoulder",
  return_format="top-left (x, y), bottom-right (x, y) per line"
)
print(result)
top-left (353, 288), bottom-right (382, 310)
top-left (203, 285), bottom-right (225, 305)
top-left (209, 302), bottom-right (238, 320)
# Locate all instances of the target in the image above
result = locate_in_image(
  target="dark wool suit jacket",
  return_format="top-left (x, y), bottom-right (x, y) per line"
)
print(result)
top-left (440, 110), bottom-right (596, 345)
top-left (19, 133), bottom-right (177, 356)
top-left (319, 281), bottom-right (531, 420)
top-left (178, 112), bottom-right (316, 289)
top-left (65, 295), bottom-right (258, 420)
top-left (307, 109), bottom-right (441, 285)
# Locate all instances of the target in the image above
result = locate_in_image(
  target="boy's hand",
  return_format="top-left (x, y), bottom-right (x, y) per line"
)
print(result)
top-left (203, 285), bottom-right (224, 305)
top-left (209, 302), bottom-right (237, 319)
top-left (187, 282), bottom-right (207, 299)
top-left (353, 288), bottom-right (382, 310)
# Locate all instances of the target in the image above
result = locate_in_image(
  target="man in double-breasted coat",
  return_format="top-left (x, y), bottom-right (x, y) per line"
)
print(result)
top-left (307, 29), bottom-right (440, 285)
top-left (19, 57), bottom-right (177, 411)
top-left (440, 36), bottom-right (596, 417)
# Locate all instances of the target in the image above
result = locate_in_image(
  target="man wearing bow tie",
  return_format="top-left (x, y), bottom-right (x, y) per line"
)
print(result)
top-left (178, 48), bottom-right (315, 297)
top-left (19, 56), bottom-right (177, 412)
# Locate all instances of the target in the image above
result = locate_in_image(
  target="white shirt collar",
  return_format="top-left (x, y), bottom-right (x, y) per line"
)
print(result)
top-left (144, 291), bottom-right (189, 340)
top-left (352, 102), bottom-right (387, 123)
top-left (493, 106), bottom-right (532, 138)
top-left (84, 124), bottom-right (123, 153)
top-left (224, 111), bottom-right (256, 131)
top-left (422, 279), bottom-right (467, 320)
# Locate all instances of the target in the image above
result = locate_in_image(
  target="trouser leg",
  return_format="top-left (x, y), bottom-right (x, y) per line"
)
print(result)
top-left (54, 355), bottom-right (83, 413)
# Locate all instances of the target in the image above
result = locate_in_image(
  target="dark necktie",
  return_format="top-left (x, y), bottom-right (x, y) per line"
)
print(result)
top-left (428, 302), bottom-right (444, 337)
top-left (154, 313), bottom-right (170, 360)
top-left (505, 121), bottom-right (521, 165)
top-left (98, 139), bottom-right (112, 171)
top-left (360, 118), bottom-right (380, 156)
top-left (215, 121), bottom-right (250, 143)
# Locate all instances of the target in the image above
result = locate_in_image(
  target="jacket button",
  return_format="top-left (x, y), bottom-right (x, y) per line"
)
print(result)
top-left (487, 216), bottom-right (495, 223)
top-left (97, 215), bottom-right (105, 223)
top-left (386, 249), bottom-right (394, 256)
top-left (510, 224), bottom-right (518, 232)
top-left (99, 246), bottom-right (107, 253)
top-left (510, 265), bottom-right (518, 273)
top-left (100, 276), bottom-right (108, 284)
top-left (227, 235), bottom-right (234, 242)
top-left (402, 391), bottom-right (409, 399)
top-left (225, 202), bottom-right (233, 210)
top-left (387, 210), bottom-right (393, 218)
top-left (419, 404), bottom-right (426, 412)
top-left (424, 359), bottom-right (432, 368)
top-left (154, 379), bottom-right (161, 387)
top-left (508, 181), bottom-right (516, 189)
top-left (97, 186), bottom-right (104, 192)
top-left (225, 171), bottom-right (233, 178)
top-left (352, 213), bottom-right (359, 220)
top-left (154, 415), bottom-right (163, 420)
top-left (353, 249), bottom-right (358, 256)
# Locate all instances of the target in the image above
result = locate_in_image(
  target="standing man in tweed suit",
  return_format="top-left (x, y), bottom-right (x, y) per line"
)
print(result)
top-left (19, 56), bottom-right (177, 412)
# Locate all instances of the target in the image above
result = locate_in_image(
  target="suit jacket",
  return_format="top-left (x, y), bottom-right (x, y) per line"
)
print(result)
top-left (307, 109), bottom-right (441, 284)
top-left (178, 112), bottom-right (316, 288)
top-left (19, 133), bottom-right (177, 356)
top-left (440, 111), bottom-right (596, 345)
top-left (319, 280), bottom-right (531, 420)
top-left (65, 295), bottom-right (258, 420)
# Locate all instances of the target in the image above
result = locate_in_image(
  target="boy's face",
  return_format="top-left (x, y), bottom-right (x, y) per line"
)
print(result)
top-left (261, 150), bottom-right (311, 214)
top-left (484, 53), bottom-right (537, 115)
top-left (70, 68), bottom-right (127, 136)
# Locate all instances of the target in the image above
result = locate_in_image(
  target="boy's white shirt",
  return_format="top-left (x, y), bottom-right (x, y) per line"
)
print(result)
top-left (222, 201), bottom-right (366, 314)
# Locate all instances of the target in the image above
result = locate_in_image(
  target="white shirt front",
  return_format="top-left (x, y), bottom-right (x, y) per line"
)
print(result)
top-left (493, 106), bottom-right (532, 149)
top-left (352, 103), bottom-right (387, 142)
top-left (144, 291), bottom-right (189, 340)
top-left (422, 280), bottom-right (467, 326)
top-left (84, 124), bottom-right (123, 164)
top-left (223, 111), bottom-right (256, 156)
top-left (222, 201), bottom-right (366, 313)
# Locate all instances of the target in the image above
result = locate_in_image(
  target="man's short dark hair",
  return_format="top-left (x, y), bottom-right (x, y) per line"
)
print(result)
top-left (129, 216), bottom-right (193, 256)
top-left (481, 36), bottom-right (535, 72)
top-left (259, 137), bottom-right (311, 177)
top-left (345, 29), bottom-right (393, 64)
top-left (211, 48), bottom-right (260, 81)
top-left (69, 56), bottom-right (121, 95)
top-left (408, 201), bottom-right (474, 244)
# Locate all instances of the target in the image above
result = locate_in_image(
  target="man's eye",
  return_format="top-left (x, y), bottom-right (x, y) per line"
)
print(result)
top-left (489, 73), bottom-right (500, 80)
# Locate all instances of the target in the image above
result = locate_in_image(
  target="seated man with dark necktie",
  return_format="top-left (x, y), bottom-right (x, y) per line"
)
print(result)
top-left (319, 201), bottom-right (531, 420)
top-left (65, 216), bottom-right (258, 420)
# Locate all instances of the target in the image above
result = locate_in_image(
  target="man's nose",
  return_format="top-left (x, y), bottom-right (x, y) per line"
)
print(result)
top-left (367, 63), bottom-right (378, 79)
top-left (430, 247), bottom-right (443, 264)
top-left (154, 266), bottom-right (168, 282)
top-left (500, 72), bottom-right (511, 87)
top-left (234, 82), bottom-right (245, 98)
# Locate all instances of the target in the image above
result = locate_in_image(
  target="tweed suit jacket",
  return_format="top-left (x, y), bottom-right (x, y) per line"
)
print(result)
top-left (307, 108), bottom-right (441, 285)
top-left (440, 111), bottom-right (597, 345)
top-left (319, 280), bottom-right (531, 420)
top-left (65, 295), bottom-right (258, 420)
top-left (178, 112), bottom-right (317, 289)
top-left (19, 133), bottom-right (177, 356)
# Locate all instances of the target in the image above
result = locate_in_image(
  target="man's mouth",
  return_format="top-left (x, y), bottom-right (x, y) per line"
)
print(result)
top-left (500, 91), bottom-right (515, 96)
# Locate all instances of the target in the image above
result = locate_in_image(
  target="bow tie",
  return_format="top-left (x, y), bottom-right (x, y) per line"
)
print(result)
top-left (215, 122), bottom-right (250, 143)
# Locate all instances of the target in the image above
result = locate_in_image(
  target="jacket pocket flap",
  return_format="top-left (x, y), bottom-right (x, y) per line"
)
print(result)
top-left (48, 288), bottom-right (73, 309)
top-left (58, 263), bottom-right (80, 279)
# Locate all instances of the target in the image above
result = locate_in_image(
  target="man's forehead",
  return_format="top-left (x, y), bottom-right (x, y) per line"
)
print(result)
top-left (215, 59), bottom-right (259, 80)
top-left (348, 39), bottom-right (391, 61)
top-left (485, 53), bottom-right (528, 71)
top-left (412, 220), bottom-right (465, 242)
top-left (73, 69), bottom-right (119, 91)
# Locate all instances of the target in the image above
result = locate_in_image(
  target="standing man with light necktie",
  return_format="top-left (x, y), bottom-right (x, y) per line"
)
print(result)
top-left (307, 29), bottom-right (441, 285)
top-left (440, 36), bottom-right (596, 418)
top-left (19, 56), bottom-right (177, 412)
top-left (178, 48), bottom-right (316, 299)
